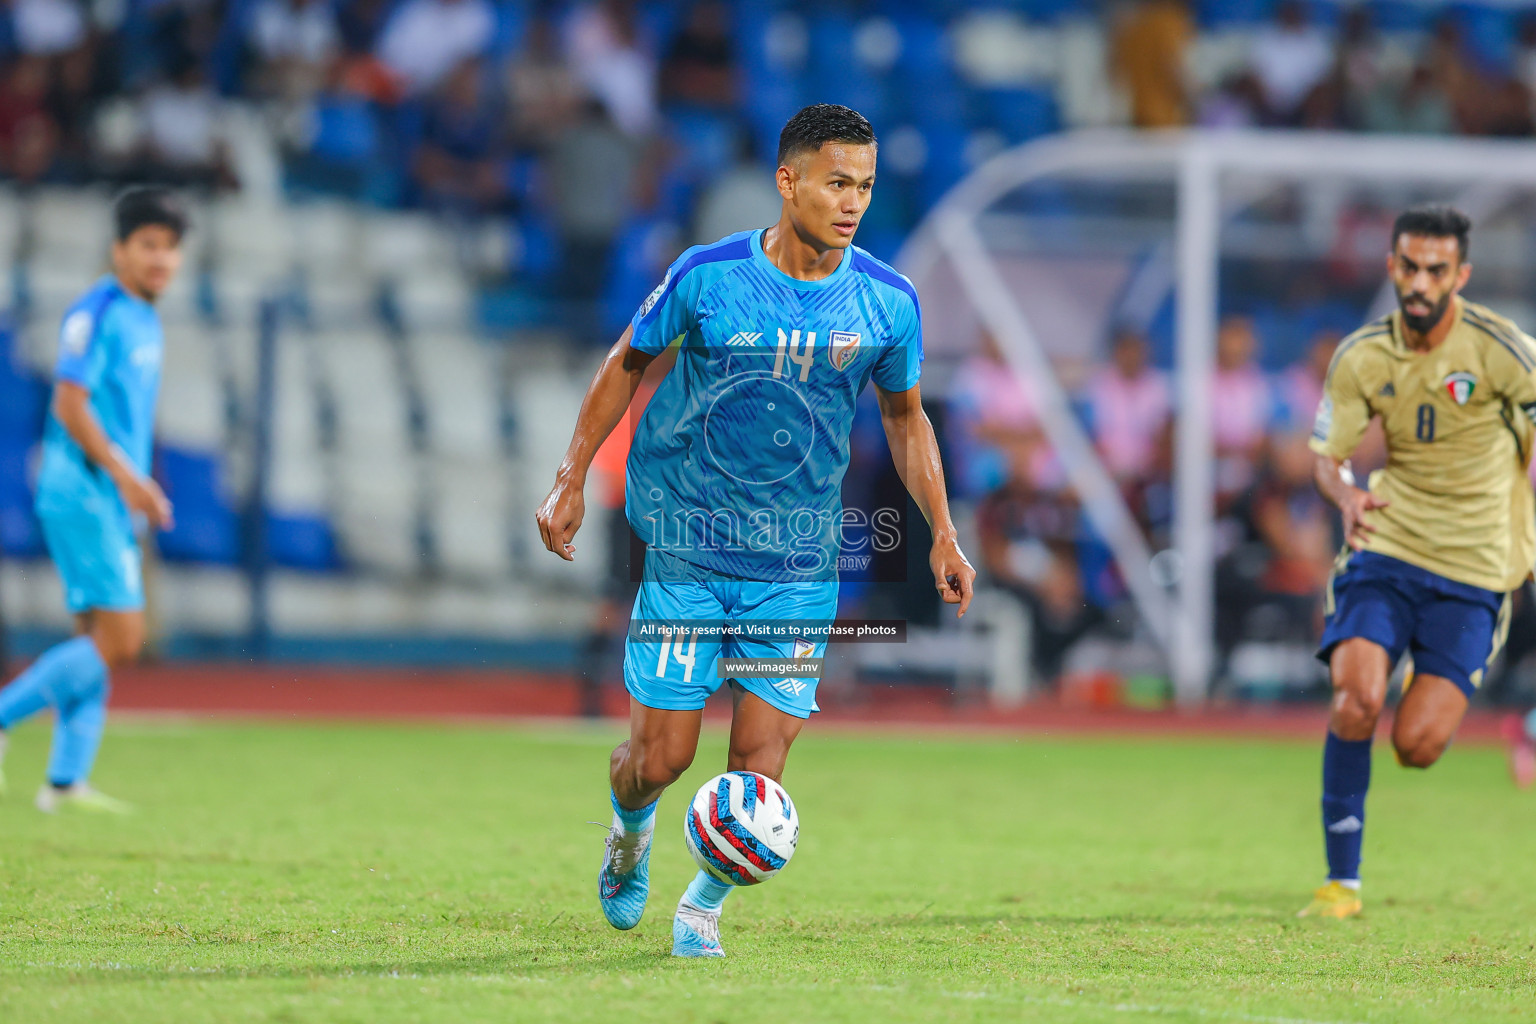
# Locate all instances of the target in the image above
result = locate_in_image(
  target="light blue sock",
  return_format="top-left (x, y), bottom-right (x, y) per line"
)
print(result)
top-left (611, 791), bottom-right (657, 832)
top-left (0, 636), bottom-right (106, 730)
top-left (683, 869), bottom-right (733, 913)
top-left (47, 685), bottom-right (110, 787)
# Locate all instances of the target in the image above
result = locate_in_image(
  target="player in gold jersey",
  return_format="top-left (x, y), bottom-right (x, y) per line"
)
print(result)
top-left (1300, 206), bottom-right (1536, 919)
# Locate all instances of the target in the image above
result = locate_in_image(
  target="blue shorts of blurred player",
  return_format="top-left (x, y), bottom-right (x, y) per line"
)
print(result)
top-left (1317, 550), bottom-right (1509, 699)
top-left (623, 548), bottom-right (838, 720)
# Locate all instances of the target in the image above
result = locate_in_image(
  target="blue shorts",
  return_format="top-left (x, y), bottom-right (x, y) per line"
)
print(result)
top-left (38, 508), bottom-right (144, 614)
top-left (623, 548), bottom-right (838, 719)
top-left (1317, 551), bottom-right (1509, 698)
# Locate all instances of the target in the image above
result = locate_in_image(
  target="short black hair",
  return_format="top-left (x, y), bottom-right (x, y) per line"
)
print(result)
top-left (777, 104), bottom-right (876, 167)
top-left (1391, 204), bottom-right (1470, 262)
top-left (113, 186), bottom-right (188, 243)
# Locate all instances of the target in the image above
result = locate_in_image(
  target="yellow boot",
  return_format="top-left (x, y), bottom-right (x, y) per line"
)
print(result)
top-left (1297, 881), bottom-right (1363, 919)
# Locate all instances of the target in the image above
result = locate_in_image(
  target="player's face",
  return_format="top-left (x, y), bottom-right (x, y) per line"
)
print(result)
top-left (113, 224), bottom-right (183, 302)
top-left (1387, 233), bottom-right (1470, 335)
top-left (779, 142), bottom-right (877, 251)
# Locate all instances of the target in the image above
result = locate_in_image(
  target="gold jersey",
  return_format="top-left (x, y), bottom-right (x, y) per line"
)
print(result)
top-left (1309, 297), bottom-right (1536, 593)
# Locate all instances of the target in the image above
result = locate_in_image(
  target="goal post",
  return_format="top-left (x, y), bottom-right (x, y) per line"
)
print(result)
top-left (901, 130), bottom-right (1536, 705)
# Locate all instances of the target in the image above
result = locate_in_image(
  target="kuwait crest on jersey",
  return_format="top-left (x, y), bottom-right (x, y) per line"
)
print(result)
top-left (1444, 371), bottom-right (1477, 405)
top-left (828, 331), bottom-right (861, 370)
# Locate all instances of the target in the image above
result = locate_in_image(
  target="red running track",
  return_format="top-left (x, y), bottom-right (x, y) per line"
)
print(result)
top-left (98, 663), bottom-right (1517, 744)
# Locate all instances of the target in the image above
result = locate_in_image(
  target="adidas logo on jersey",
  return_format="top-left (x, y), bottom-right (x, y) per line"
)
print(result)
top-left (1326, 815), bottom-right (1363, 834)
top-left (726, 332), bottom-right (763, 347)
top-left (1378, 381), bottom-right (1395, 398)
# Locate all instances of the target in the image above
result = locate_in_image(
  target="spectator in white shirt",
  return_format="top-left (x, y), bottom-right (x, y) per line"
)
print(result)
top-left (1250, 1), bottom-right (1333, 125)
top-left (376, 0), bottom-right (495, 95)
top-left (248, 0), bottom-right (340, 100)
top-left (564, 0), bottom-right (658, 137)
top-left (12, 0), bottom-right (86, 57)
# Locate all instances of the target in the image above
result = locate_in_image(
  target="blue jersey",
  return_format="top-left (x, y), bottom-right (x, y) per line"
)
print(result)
top-left (625, 229), bottom-right (924, 582)
top-left (35, 276), bottom-right (164, 519)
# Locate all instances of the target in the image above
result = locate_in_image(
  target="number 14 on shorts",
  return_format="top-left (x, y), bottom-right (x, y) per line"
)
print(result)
top-left (656, 630), bottom-right (700, 682)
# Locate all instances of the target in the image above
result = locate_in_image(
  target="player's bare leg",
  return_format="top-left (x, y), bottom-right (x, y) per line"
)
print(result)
top-left (598, 701), bottom-right (702, 930)
top-left (1302, 638), bottom-right (1388, 918)
top-left (610, 701), bottom-right (703, 808)
top-left (725, 685), bottom-right (805, 781)
top-left (1329, 638), bottom-right (1390, 741)
top-left (672, 684), bottom-right (807, 959)
top-left (1390, 674), bottom-right (1466, 769)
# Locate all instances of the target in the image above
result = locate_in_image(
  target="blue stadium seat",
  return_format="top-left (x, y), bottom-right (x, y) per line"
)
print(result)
top-left (265, 511), bottom-right (342, 571)
top-left (489, 0), bottom-right (528, 58)
top-left (1018, 0), bottom-right (1096, 22)
top-left (918, 123), bottom-right (970, 207)
top-left (976, 86), bottom-right (1059, 143)
top-left (1365, 1), bottom-right (1435, 32)
top-left (0, 438), bottom-right (41, 558)
top-left (155, 447), bottom-right (239, 565)
top-left (891, 16), bottom-right (965, 128)
top-left (1195, 0), bottom-right (1277, 29)
top-left (602, 215), bottom-right (676, 341)
top-left (1453, 3), bottom-right (1517, 75)
top-left (744, 75), bottom-right (805, 168)
top-left (665, 108), bottom-right (739, 183)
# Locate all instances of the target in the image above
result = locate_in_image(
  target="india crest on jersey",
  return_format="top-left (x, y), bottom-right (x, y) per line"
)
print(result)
top-left (828, 330), bottom-right (860, 371)
top-left (1444, 371), bottom-right (1477, 405)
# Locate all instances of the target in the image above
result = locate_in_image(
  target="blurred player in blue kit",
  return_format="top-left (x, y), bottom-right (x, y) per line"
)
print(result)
top-left (536, 105), bottom-right (975, 956)
top-left (0, 187), bottom-right (184, 813)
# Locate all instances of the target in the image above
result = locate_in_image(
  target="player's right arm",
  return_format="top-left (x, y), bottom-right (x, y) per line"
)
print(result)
top-left (537, 247), bottom-right (710, 561)
top-left (52, 306), bottom-right (173, 529)
top-left (535, 325), bottom-right (656, 560)
top-left (1307, 346), bottom-right (1384, 551)
top-left (52, 383), bottom-right (173, 529)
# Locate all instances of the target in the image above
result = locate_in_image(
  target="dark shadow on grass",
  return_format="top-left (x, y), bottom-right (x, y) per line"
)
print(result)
top-left (13, 948), bottom-right (703, 985)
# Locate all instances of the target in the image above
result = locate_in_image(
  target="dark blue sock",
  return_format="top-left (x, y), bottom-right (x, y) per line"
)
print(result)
top-left (1321, 731), bottom-right (1372, 883)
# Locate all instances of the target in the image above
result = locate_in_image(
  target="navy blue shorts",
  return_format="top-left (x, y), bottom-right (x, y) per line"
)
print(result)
top-left (1317, 551), bottom-right (1510, 698)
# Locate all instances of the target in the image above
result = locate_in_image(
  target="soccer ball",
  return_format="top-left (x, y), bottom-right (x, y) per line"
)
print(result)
top-left (684, 770), bottom-right (799, 886)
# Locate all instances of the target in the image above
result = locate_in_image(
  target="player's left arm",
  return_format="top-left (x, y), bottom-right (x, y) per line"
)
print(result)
top-left (874, 381), bottom-right (976, 618)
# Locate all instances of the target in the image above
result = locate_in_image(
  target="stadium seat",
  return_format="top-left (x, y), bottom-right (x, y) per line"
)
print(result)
top-left (427, 458), bottom-right (514, 583)
top-left (602, 216), bottom-right (678, 342)
top-left (0, 437), bottom-right (41, 558)
top-left (26, 188), bottom-right (113, 271)
top-left (157, 321), bottom-right (226, 451)
top-left (264, 511), bottom-right (341, 571)
top-left (414, 332), bottom-right (503, 460)
top-left (0, 187), bottom-right (22, 276)
top-left (155, 446), bottom-right (240, 565)
top-left (1194, 0), bottom-right (1277, 29)
top-left (1365, 1), bottom-right (1435, 32)
top-left (891, 16), bottom-right (966, 129)
top-left (312, 329), bottom-right (423, 576)
top-left (976, 85), bottom-right (1060, 143)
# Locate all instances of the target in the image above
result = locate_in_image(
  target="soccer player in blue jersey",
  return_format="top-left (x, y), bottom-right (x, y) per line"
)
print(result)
top-left (536, 104), bottom-right (975, 957)
top-left (0, 187), bottom-right (184, 813)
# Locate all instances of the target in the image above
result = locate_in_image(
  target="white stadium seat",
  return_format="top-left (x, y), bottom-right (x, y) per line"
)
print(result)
top-left (409, 332), bottom-right (501, 462)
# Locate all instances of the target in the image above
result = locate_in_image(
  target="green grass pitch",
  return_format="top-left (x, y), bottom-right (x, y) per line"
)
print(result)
top-left (0, 717), bottom-right (1533, 1022)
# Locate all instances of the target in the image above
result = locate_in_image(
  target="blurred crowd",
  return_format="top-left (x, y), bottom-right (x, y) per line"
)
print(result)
top-left (8, 1), bottom-right (1536, 317)
top-left (948, 319), bottom-right (1385, 682)
top-left (1117, 0), bottom-right (1536, 135)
